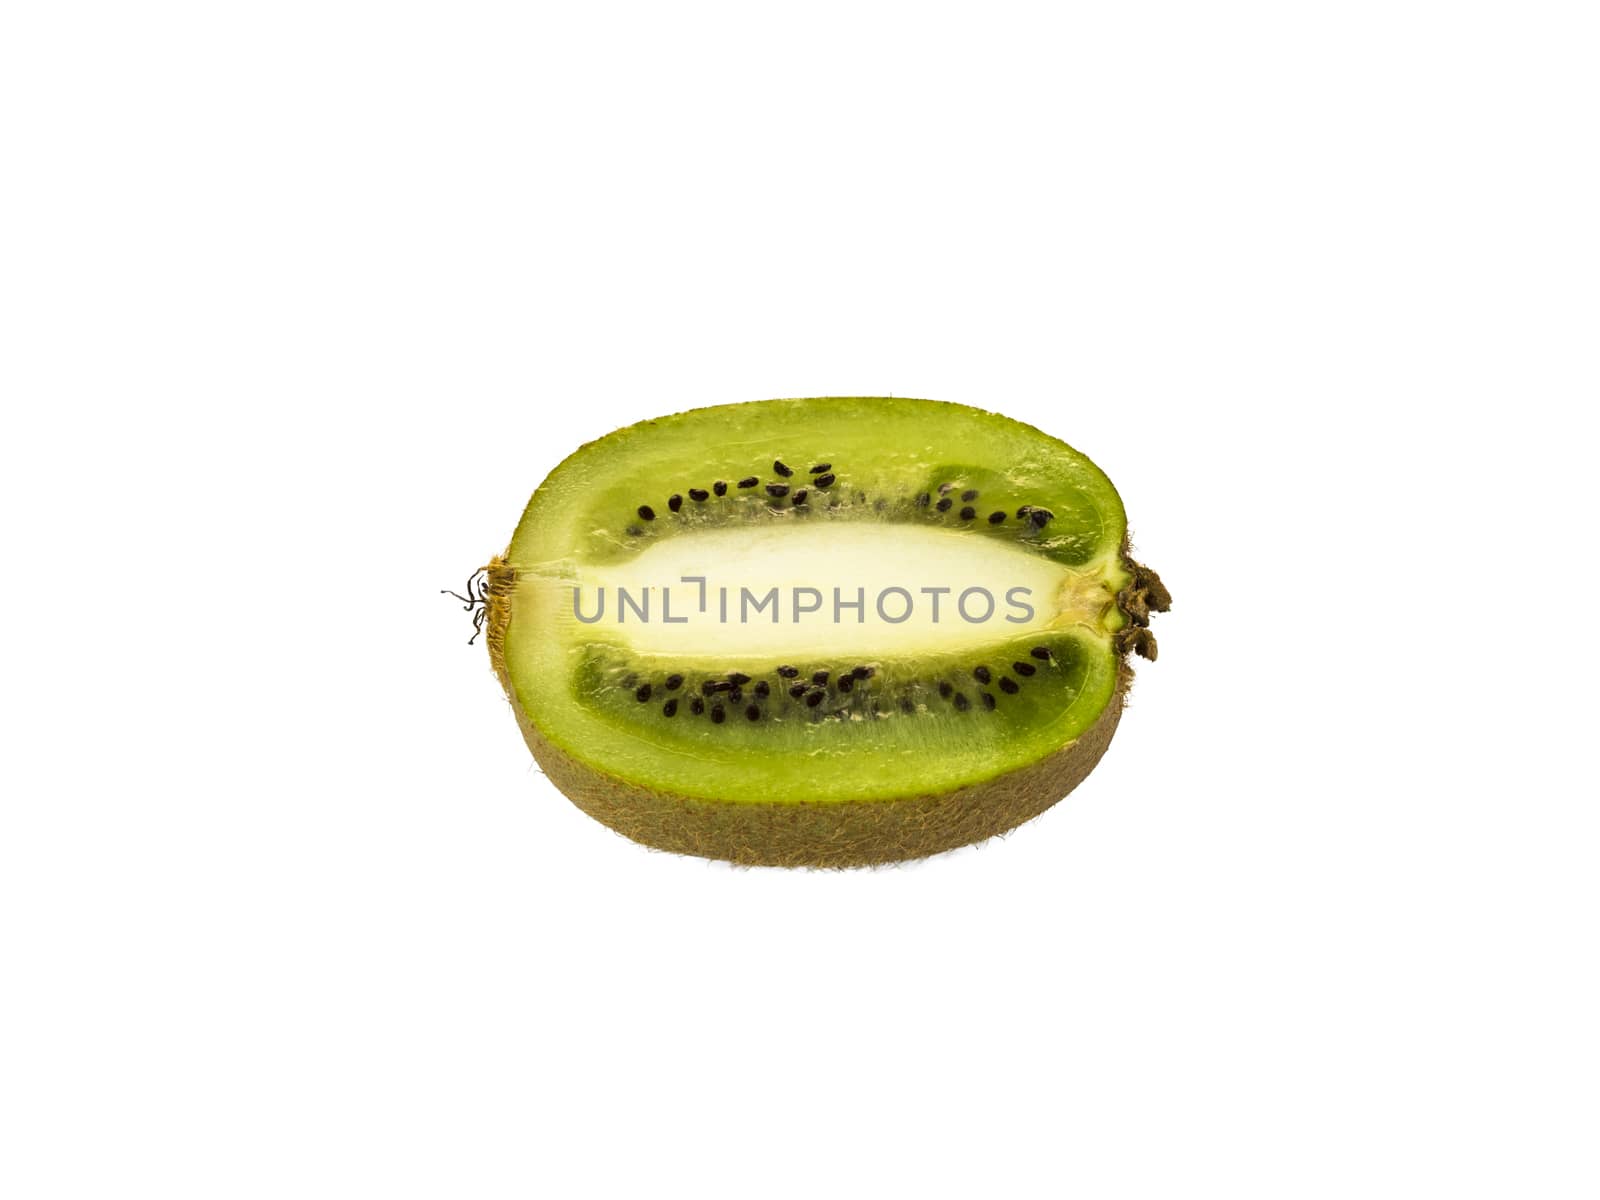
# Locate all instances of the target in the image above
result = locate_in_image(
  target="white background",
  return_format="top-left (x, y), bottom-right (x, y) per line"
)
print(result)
top-left (3, 2), bottom-right (1596, 1197)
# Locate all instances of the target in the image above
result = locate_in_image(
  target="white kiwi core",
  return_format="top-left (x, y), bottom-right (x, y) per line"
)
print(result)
top-left (572, 524), bottom-right (1113, 660)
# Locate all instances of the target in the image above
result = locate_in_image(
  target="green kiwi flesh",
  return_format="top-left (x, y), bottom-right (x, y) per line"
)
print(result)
top-left (485, 396), bottom-right (1168, 867)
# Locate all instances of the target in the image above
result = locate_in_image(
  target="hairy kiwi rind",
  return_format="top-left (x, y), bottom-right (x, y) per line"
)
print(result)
top-left (483, 555), bottom-right (1140, 867)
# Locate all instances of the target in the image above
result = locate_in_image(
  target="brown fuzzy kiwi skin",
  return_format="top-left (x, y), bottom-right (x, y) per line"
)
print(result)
top-left (482, 556), bottom-right (1137, 868)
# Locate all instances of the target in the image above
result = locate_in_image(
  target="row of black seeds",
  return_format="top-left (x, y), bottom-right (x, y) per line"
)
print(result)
top-left (624, 649), bottom-right (1053, 722)
top-left (635, 461), bottom-right (835, 525)
top-left (916, 485), bottom-right (1053, 529)
top-left (933, 645), bottom-right (1054, 712)
top-left (631, 468), bottom-right (1053, 535)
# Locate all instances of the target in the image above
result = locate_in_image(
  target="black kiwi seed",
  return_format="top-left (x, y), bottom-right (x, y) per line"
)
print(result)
top-left (665, 673), bottom-right (684, 691)
top-left (667, 494), bottom-right (683, 512)
top-left (663, 698), bottom-right (678, 717)
top-left (988, 511), bottom-right (1005, 524)
top-left (959, 506), bottom-right (976, 520)
top-left (936, 497), bottom-right (953, 512)
top-left (774, 460), bottom-right (793, 477)
top-left (916, 492), bottom-right (931, 507)
top-left (745, 704), bottom-right (761, 721)
top-left (766, 483), bottom-right (790, 498)
top-left (792, 490), bottom-right (808, 506)
top-left (777, 664), bottom-right (799, 678)
top-left (805, 690), bottom-right (825, 707)
top-left (953, 692), bottom-right (970, 712)
top-left (1031, 646), bottom-right (1053, 661)
top-left (1029, 507), bottom-right (1053, 529)
top-left (689, 488), bottom-right (710, 502)
top-left (939, 482), bottom-right (957, 494)
top-left (702, 679), bottom-right (731, 695)
top-left (713, 481), bottom-right (728, 496)
top-left (711, 704), bottom-right (726, 724)
top-left (809, 463), bottom-right (831, 474)
top-left (1013, 661), bottom-right (1037, 677)
top-left (635, 683), bottom-right (653, 702)
top-left (852, 665), bottom-right (873, 679)
top-left (690, 697), bottom-right (705, 715)
top-left (981, 692), bottom-right (996, 710)
top-left (754, 680), bottom-right (770, 698)
top-left (812, 670), bottom-right (830, 685)
top-left (813, 473), bottom-right (835, 489)
top-left (728, 672), bottom-right (751, 685)
top-left (738, 476), bottom-right (759, 488)
top-left (973, 665), bottom-right (992, 684)
top-left (838, 675), bottom-right (854, 693)
top-left (1000, 677), bottom-right (1020, 695)
top-left (938, 681), bottom-right (954, 699)
top-left (729, 686), bottom-right (743, 703)
top-left (961, 489), bottom-right (979, 501)
top-left (637, 505), bottom-right (656, 521)
top-left (788, 683), bottom-right (808, 698)
top-left (900, 697), bottom-right (916, 714)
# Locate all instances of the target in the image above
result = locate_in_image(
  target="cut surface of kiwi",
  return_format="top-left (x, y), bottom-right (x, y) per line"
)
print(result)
top-left (480, 396), bottom-right (1168, 867)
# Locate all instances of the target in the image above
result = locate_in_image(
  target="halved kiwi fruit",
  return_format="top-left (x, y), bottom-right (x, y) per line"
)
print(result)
top-left (475, 396), bottom-right (1168, 867)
